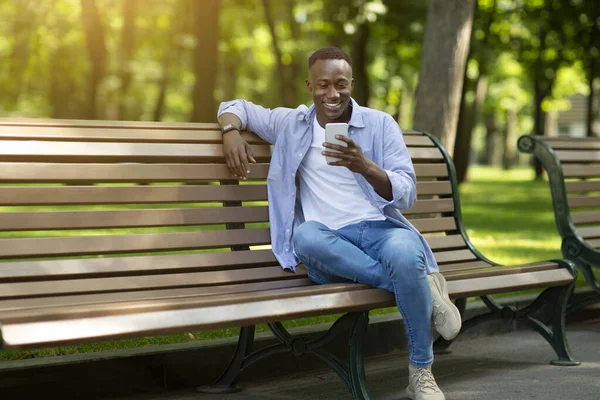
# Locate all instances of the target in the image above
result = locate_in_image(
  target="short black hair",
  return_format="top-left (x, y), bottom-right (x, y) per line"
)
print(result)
top-left (308, 47), bottom-right (352, 69)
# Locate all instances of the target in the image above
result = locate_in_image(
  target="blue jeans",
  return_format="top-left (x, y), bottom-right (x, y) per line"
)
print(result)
top-left (292, 220), bottom-right (433, 368)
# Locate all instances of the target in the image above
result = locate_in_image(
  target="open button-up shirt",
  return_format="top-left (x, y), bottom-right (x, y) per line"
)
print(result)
top-left (217, 98), bottom-right (439, 274)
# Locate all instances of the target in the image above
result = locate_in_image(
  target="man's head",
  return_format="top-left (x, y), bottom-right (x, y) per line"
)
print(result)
top-left (306, 47), bottom-right (354, 126)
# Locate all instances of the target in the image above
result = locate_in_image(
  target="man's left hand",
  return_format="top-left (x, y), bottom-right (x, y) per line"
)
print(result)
top-left (322, 135), bottom-right (374, 174)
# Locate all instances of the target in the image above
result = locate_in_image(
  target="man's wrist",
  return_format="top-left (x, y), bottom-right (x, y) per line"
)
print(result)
top-left (221, 123), bottom-right (241, 135)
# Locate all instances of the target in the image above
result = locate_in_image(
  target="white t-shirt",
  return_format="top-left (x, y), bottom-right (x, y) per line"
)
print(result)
top-left (297, 117), bottom-right (386, 230)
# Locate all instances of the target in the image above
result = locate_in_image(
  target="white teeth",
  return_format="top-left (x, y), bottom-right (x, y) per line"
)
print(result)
top-left (325, 102), bottom-right (341, 107)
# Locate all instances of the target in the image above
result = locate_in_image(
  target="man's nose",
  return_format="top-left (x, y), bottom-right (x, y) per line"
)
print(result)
top-left (328, 87), bottom-right (340, 99)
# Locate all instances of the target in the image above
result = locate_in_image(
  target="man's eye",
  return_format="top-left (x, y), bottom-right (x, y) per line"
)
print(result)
top-left (336, 84), bottom-right (347, 89)
top-left (318, 85), bottom-right (328, 89)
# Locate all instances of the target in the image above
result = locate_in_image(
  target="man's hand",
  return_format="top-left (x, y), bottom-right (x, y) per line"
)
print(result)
top-left (223, 131), bottom-right (256, 180)
top-left (322, 135), bottom-right (374, 174)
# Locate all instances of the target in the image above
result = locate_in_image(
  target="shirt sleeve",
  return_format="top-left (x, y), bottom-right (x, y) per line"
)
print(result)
top-left (217, 99), bottom-right (292, 145)
top-left (371, 115), bottom-right (417, 210)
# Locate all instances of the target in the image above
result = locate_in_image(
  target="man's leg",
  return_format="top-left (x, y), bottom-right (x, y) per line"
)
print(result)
top-left (359, 220), bottom-right (444, 400)
top-left (292, 220), bottom-right (391, 288)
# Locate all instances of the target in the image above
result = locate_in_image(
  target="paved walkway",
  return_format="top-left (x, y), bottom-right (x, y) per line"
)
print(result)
top-left (123, 319), bottom-right (600, 400)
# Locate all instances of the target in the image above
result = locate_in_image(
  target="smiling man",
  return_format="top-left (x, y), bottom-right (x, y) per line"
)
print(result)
top-left (217, 47), bottom-right (460, 400)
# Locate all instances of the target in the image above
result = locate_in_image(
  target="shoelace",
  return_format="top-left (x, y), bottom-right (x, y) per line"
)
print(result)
top-left (412, 368), bottom-right (441, 393)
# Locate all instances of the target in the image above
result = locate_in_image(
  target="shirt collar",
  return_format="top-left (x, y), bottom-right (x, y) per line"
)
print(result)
top-left (299, 98), bottom-right (365, 128)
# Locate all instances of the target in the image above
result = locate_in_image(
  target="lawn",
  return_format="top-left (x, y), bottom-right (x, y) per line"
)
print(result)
top-left (0, 165), bottom-right (580, 361)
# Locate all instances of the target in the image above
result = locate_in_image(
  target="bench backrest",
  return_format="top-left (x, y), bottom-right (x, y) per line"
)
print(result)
top-left (519, 135), bottom-right (600, 249)
top-left (0, 119), bottom-right (478, 313)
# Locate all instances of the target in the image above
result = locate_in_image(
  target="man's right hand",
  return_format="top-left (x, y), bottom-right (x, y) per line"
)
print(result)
top-left (223, 131), bottom-right (256, 180)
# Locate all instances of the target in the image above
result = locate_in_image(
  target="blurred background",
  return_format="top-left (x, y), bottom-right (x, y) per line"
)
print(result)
top-left (0, 0), bottom-right (598, 182)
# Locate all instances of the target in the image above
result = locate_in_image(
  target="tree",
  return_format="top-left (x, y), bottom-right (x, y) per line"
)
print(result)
top-left (413, 0), bottom-right (476, 155)
top-left (117, 0), bottom-right (138, 120)
top-left (81, 0), bottom-right (108, 119)
top-left (189, 0), bottom-right (220, 122)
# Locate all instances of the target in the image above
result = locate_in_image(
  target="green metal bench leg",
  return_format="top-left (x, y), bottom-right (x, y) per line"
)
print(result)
top-left (198, 312), bottom-right (372, 398)
top-left (348, 311), bottom-right (370, 400)
top-left (456, 279), bottom-right (579, 365)
top-left (196, 325), bottom-right (256, 393)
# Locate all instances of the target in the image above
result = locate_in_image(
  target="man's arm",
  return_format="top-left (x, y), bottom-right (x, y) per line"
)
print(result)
top-left (217, 100), bottom-right (289, 179)
top-left (321, 115), bottom-right (416, 208)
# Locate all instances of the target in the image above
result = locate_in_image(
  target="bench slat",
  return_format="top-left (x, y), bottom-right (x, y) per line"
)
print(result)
top-left (571, 211), bottom-right (600, 225)
top-left (0, 185), bottom-right (268, 205)
top-left (555, 150), bottom-right (600, 163)
top-left (0, 163), bottom-right (271, 182)
top-left (411, 217), bottom-right (456, 233)
top-left (569, 195), bottom-right (600, 208)
top-left (0, 206), bottom-right (269, 231)
top-left (0, 140), bottom-right (441, 163)
top-left (424, 234), bottom-right (467, 250)
top-left (0, 279), bottom-right (312, 313)
top-left (0, 181), bottom-right (447, 205)
top-left (566, 181), bottom-right (600, 193)
top-left (0, 249), bottom-right (278, 281)
top-left (575, 226), bottom-right (600, 239)
top-left (446, 268), bottom-right (573, 298)
top-left (0, 118), bottom-right (218, 130)
top-left (415, 181), bottom-right (452, 196)
top-left (0, 229), bottom-right (272, 259)
top-left (563, 164), bottom-right (600, 178)
top-left (438, 260), bottom-right (491, 272)
top-left (434, 249), bottom-right (476, 264)
top-left (413, 164), bottom-right (449, 178)
top-left (0, 126), bottom-right (267, 144)
top-left (403, 198), bottom-right (454, 215)
top-left (0, 265), bottom-right (306, 299)
top-left (442, 261), bottom-right (557, 276)
top-left (541, 137), bottom-right (600, 150)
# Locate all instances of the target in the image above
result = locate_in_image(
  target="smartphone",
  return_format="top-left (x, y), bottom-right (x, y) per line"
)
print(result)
top-left (324, 123), bottom-right (349, 163)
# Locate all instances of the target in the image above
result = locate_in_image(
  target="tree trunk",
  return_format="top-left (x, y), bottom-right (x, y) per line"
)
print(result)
top-left (8, 0), bottom-right (36, 107)
top-left (413, 0), bottom-right (475, 155)
top-left (502, 108), bottom-right (517, 170)
top-left (262, 0), bottom-right (295, 107)
top-left (285, 0), bottom-right (302, 106)
top-left (455, 74), bottom-right (488, 183)
top-left (189, 0), bottom-right (220, 122)
top-left (81, 0), bottom-right (107, 119)
top-left (588, 57), bottom-right (597, 137)
top-left (351, 23), bottom-right (370, 106)
top-left (483, 111), bottom-right (500, 166)
top-left (533, 79), bottom-right (549, 179)
top-left (117, 0), bottom-right (137, 120)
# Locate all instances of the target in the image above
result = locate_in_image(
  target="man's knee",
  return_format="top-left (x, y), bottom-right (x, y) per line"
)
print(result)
top-left (292, 221), bottom-right (329, 257)
top-left (381, 231), bottom-right (426, 277)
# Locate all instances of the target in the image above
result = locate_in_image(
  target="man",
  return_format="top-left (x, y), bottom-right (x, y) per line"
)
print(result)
top-left (217, 47), bottom-right (461, 400)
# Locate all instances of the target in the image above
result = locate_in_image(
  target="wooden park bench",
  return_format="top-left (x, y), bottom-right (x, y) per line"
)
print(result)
top-left (518, 134), bottom-right (600, 312)
top-left (0, 118), bottom-right (579, 400)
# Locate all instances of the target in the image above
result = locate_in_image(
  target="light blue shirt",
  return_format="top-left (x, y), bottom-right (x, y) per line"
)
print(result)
top-left (217, 98), bottom-right (439, 274)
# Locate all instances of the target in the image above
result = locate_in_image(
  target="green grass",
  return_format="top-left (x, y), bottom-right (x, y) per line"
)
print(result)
top-left (0, 166), bottom-right (591, 362)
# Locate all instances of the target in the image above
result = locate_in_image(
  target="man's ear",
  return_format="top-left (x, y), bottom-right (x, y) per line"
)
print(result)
top-left (351, 78), bottom-right (355, 89)
top-left (306, 79), bottom-right (312, 91)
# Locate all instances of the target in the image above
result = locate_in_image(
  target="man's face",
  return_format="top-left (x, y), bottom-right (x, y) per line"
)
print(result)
top-left (306, 59), bottom-right (354, 124)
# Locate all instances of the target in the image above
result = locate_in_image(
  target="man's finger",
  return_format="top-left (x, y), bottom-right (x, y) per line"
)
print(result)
top-left (246, 144), bottom-right (257, 164)
top-left (239, 147), bottom-right (250, 178)
top-left (335, 135), bottom-right (355, 145)
top-left (323, 143), bottom-right (349, 152)
top-left (232, 151), bottom-right (246, 179)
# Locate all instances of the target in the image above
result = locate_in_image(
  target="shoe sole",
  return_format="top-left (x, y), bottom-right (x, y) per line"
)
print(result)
top-left (430, 272), bottom-right (462, 340)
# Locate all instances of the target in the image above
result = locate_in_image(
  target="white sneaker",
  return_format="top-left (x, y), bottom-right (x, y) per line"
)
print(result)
top-left (406, 365), bottom-right (446, 400)
top-left (428, 272), bottom-right (462, 340)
